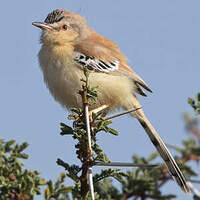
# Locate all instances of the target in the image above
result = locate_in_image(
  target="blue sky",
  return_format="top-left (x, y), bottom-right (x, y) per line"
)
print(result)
top-left (0, 0), bottom-right (199, 199)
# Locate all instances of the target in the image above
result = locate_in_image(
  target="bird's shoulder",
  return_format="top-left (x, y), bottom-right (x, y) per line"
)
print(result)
top-left (73, 31), bottom-right (152, 95)
top-left (74, 30), bottom-right (127, 63)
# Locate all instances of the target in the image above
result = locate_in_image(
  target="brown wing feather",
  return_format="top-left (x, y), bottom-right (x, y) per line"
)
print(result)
top-left (74, 30), bottom-right (152, 94)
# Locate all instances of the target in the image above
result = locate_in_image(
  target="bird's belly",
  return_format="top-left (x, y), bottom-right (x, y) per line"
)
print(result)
top-left (41, 59), bottom-right (84, 108)
top-left (89, 73), bottom-right (135, 111)
top-left (40, 55), bottom-right (134, 111)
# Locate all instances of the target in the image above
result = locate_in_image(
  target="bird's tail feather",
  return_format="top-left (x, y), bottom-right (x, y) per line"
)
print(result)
top-left (137, 114), bottom-right (190, 193)
top-left (123, 96), bottom-right (190, 193)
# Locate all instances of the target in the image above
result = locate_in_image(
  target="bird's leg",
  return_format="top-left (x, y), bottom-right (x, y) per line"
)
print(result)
top-left (89, 104), bottom-right (109, 121)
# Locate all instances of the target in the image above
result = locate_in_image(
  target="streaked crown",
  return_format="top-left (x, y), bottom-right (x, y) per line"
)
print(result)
top-left (44, 9), bottom-right (65, 24)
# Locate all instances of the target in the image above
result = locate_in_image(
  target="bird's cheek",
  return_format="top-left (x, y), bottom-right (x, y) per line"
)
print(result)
top-left (40, 31), bottom-right (51, 44)
top-left (61, 32), bottom-right (78, 42)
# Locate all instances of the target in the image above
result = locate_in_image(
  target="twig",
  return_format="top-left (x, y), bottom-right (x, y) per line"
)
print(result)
top-left (85, 104), bottom-right (95, 200)
top-left (56, 158), bottom-right (68, 169)
top-left (85, 104), bottom-right (92, 150)
top-left (187, 181), bottom-right (200, 197)
top-left (104, 107), bottom-right (142, 120)
top-left (94, 162), bottom-right (159, 168)
top-left (81, 70), bottom-right (95, 200)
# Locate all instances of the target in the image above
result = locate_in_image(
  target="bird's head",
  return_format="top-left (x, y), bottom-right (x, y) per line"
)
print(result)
top-left (32, 9), bottom-right (89, 45)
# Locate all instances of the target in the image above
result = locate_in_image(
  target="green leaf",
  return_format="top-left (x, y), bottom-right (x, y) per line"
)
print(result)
top-left (188, 93), bottom-right (200, 115)
top-left (38, 178), bottom-right (46, 185)
top-left (71, 108), bottom-right (82, 114)
top-left (5, 140), bottom-right (15, 152)
top-left (195, 108), bottom-right (200, 115)
top-left (56, 186), bottom-right (73, 194)
top-left (60, 123), bottom-right (74, 135)
top-left (67, 173), bottom-right (79, 182)
top-left (18, 142), bottom-right (29, 153)
top-left (68, 114), bottom-right (77, 120)
top-left (193, 195), bottom-right (200, 200)
top-left (188, 97), bottom-right (195, 106)
top-left (107, 127), bottom-right (119, 136)
top-left (18, 153), bottom-right (29, 159)
top-left (47, 180), bottom-right (54, 194)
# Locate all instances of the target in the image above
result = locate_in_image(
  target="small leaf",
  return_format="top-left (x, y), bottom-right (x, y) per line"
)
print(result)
top-left (56, 186), bottom-right (74, 194)
top-left (18, 142), bottom-right (29, 153)
top-left (60, 123), bottom-right (74, 135)
top-left (68, 114), bottom-right (77, 120)
top-left (71, 108), bottom-right (82, 114)
top-left (195, 108), bottom-right (200, 115)
top-left (38, 178), bottom-right (46, 185)
top-left (188, 97), bottom-right (195, 106)
top-left (47, 180), bottom-right (54, 194)
top-left (107, 128), bottom-right (119, 136)
top-left (67, 173), bottom-right (79, 182)
top-left (18, 153), bottom-right (29, 159)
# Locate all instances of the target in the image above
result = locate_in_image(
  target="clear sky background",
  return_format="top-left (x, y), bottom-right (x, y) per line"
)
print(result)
top-left (0, 0), bottom-right (199, 199)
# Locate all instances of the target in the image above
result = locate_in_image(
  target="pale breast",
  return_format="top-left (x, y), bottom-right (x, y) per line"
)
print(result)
top-left (38, 45), bottom-right (84, 108)
top-left (38, 45), bottom-right (135, 112)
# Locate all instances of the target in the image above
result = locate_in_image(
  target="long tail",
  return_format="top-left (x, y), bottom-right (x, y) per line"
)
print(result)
top-left (137, 114), bottom-right (190, 193)
top-left (124, 96), bottom-right (190, 193)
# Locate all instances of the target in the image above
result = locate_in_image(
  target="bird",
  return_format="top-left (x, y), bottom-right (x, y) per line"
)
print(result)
top-left (32, 9), bottom-right (190, 193)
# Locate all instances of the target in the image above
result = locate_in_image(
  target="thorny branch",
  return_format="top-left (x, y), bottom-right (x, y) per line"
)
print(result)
top-left (57, 73), bottom-right (200, 199)
top-left (79, 72), bottom-right (93, 200)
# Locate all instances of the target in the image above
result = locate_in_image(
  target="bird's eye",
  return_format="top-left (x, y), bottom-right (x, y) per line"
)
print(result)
top-left (62, 24), bottom-right (68, 30)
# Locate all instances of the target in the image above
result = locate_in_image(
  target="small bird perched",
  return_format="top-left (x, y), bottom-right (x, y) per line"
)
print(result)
top-left (32, 9), bottom-right (189, 193)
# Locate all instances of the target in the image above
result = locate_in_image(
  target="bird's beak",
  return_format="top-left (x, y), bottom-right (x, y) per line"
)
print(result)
top-left (32, 22), bottom-right (53, 30)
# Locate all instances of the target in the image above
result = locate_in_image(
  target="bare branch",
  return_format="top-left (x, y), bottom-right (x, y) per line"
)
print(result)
top-left (94, 161), bottom-right (159, 168)
top-left (104, 107), bottom-right (142, 120)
